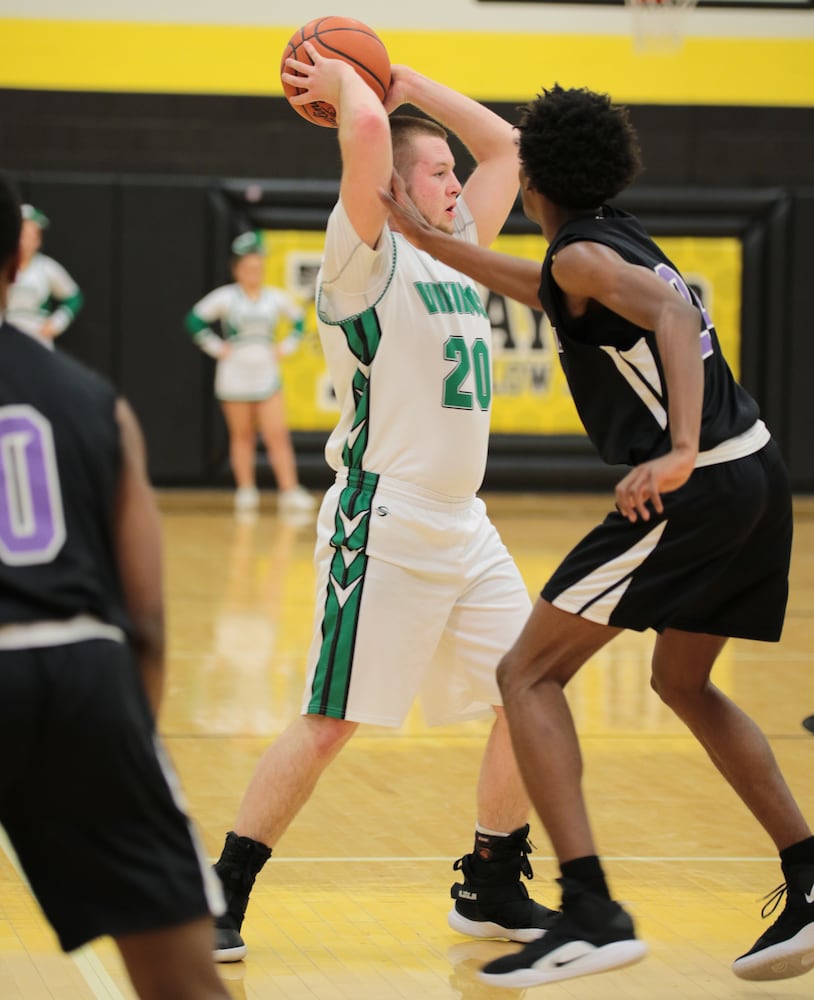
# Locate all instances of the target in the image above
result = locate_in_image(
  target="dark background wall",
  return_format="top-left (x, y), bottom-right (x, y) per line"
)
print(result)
top-left (4, 91), bottom-right (814, 491)
top-left (4, 90), bottom-right (813, 187)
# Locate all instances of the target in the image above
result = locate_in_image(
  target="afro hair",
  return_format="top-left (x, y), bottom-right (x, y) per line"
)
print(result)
top-left (517, 85), bottom-right (642, 211)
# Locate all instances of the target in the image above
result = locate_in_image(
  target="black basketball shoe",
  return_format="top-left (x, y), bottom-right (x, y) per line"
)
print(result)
top-left (448, 825), bottom-right (558, 943)
top-left (212, 831), bottom-right (271, 962)
top-left (479, 878), bottom-right (647, 987)
top-left (732, 865), bottom-right (814, 980)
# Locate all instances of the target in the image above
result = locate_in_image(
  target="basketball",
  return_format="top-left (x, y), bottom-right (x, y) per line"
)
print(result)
top-left (280, 16), bottom-right (391, 128)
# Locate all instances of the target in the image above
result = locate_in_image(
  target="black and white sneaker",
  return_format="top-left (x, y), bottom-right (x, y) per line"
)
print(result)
top-left (478, 879), bottom-right (647, 987)
top-left (448, 880), bottom-right (558, 943)
top-left (732, 865), bottom-right (814, 981)
top-left (447, 825), bottom-right (558, 943)
top-left (213, 920), bottom-right (247, 963)
top-left (211, 831), bottom-right (271, 963)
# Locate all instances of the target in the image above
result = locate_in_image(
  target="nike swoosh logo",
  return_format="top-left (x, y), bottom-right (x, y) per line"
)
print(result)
top-left (549, 944), bottom-right (595, 969)
top-left (805, 881), bottom-right (814, 904)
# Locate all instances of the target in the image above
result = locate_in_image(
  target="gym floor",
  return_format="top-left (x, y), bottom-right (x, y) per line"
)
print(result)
top-left (1, 491), bottom-right (813, 999)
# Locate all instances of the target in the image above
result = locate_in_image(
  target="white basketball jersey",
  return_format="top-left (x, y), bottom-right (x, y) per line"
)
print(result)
top-left (316, 198), bottom-right (492, 498)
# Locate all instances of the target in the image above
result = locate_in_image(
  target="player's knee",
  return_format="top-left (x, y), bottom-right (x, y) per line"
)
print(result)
top-left (650, 667), bottom-right (679, 706)
top-left (650, 668), bottom-right (703, 710)
top-left (303, 714), bottom-right (358, 760)
top-left (496, 650), bottom-right (521, 700)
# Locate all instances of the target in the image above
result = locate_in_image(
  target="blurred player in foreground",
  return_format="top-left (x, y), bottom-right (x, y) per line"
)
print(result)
top-left (0, 174), bottom-right (230, 1000)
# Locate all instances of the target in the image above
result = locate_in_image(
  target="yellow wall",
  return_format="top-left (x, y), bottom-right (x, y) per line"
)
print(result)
top-left (1, 19), bottom-right (812, 105)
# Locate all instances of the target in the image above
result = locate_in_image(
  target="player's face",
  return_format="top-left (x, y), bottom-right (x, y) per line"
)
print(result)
top-left (404, 136), bottom-right (462, 235)
top-left (233, 253), bottom-right (265, 292)
top-left (19, 220), bottom-right (41, 262)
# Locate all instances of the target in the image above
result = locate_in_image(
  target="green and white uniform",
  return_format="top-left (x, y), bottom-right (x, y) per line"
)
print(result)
top-left (185, 284), bottom-right (305, 402)
top-left (302, 199), bottom-right (531, 727)
top-left (7, 253), bottom-right (83, 348)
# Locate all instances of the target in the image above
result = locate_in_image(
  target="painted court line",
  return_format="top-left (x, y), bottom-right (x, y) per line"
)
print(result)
top-left (1, 820), bottom-right (778, 1000)
top-left (218, 854), bottom-right (780, 863)
top-left (70, 948), bottom-right (129, 1000)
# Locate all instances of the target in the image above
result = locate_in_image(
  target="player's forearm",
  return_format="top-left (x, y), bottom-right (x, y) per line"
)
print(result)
top-left (420, 229), bottom-right (542, 310)
top-left (338, 67), bottom-right (393, 245)
top-left (114, 398), bottom-right (168, 721)
top-left (185, 310), bottom-right (225, 358)
top-left (50, 288), bottom-right (83, 333)
top-left (338, 67), bottom-right (391, 160)
top-left (131, 620), bottom-right (166, 719)
top-left (657, 306), bottom-right (704, 459)
top-left (398, 69), bottom-right (514, 162)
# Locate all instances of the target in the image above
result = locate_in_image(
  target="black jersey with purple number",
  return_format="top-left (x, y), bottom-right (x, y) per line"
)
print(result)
top-left (537, 206), bottom-right (759, 467)
top-left (0, 321), bottom-right (130, 630)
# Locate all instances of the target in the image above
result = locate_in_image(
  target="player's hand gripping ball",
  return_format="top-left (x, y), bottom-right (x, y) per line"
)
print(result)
top-left (280, 16), bottom-right (391, 128)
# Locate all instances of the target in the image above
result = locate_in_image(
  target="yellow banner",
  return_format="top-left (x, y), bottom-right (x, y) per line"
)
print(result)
top-left (264, 229), bottom-right (742, 436)
top-left (489, 232), bottom-right (742, 434)
top-left (263, 230), bottom-right (334, 431)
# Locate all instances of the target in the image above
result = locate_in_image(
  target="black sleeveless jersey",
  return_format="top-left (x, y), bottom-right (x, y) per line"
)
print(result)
top-left (0, 321), bottom-right (131, 632)
top-left (537, 206), bottom-right (760, 466)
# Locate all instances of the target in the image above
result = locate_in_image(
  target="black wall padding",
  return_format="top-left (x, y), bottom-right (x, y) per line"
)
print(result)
top-left (7, 170), bottom-right (814, 492)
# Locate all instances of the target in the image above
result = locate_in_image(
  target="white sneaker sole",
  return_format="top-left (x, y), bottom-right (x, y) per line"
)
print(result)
top-left (732, 922), bottom-right (814, 981)
top-left (479, 939), bottom-right (648, 987)
top-left (447, 906), bottom-right (547, 943)
top-left (213, 943), bottom-right (247, 963)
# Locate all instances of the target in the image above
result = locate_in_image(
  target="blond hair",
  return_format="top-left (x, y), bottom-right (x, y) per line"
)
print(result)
top-left (389, 115), bottom-right (449, 179)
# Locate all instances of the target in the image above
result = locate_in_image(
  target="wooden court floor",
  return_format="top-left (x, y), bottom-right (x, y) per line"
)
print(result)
top-left (1, 490), bottom-right (813, 999)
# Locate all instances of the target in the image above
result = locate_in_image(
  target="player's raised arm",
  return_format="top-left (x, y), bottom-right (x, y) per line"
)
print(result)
top-left (380, 174), bottom-right (542, 309)
top-left (282, 42), bottom-right (392, 248)
top-left (387, 68), bottom-right (518, 246)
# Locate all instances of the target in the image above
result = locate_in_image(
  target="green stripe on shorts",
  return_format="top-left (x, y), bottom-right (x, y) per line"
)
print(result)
top-left (307, 470), bottom-right (379, 717)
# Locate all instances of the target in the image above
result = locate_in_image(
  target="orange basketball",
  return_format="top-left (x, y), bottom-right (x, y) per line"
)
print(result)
top-left (280, 16), bottom-right (391, 128)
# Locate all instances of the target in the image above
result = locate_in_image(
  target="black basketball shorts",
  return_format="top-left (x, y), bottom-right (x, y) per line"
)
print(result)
top-left (542, 440), bottom-right (792, 641)
top-left (0, 637), bottom-right (222, 952)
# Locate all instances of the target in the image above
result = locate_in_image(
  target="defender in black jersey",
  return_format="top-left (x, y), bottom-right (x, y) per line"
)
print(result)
top-left (0, 177), bottom-right (230, 999)
top-left (381, 85), bottom-right (814, 988)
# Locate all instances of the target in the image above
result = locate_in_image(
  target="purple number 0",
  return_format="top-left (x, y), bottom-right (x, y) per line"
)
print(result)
top-left (654, 262), bottom-right (713, 359)
top-left (0, 406), bottom-right (66, 566)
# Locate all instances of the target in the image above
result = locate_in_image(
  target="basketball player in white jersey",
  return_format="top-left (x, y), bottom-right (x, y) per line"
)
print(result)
top-left (210, 49), bottom-right (558, 961)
